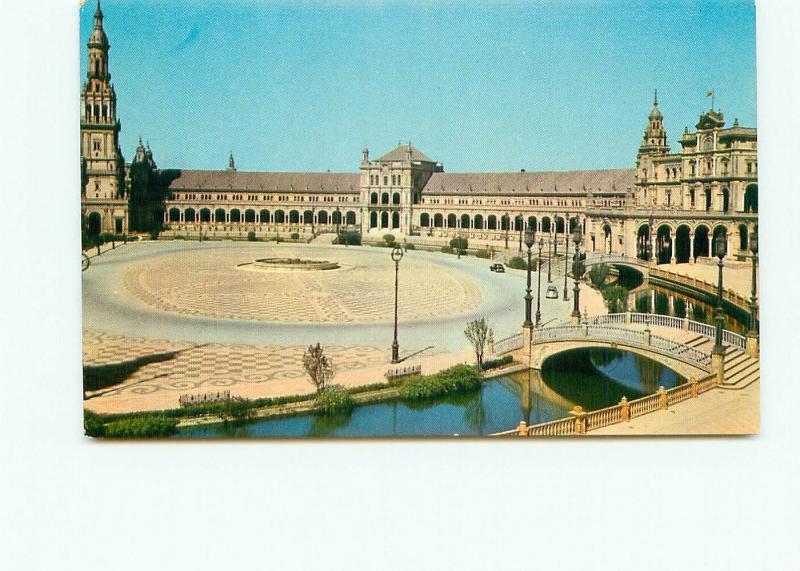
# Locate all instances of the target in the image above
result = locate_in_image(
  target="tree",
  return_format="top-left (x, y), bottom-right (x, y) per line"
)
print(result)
top-left (302, 343), bottom-right (334, 395)
top-left (588, 263), bottom-right (611, 289)
top-left (464, 318), bottom-right (493, 370)
top-left (602, 285), bottom-right (629, 313)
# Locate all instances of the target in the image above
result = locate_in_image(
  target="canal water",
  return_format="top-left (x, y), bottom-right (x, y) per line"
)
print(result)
top-left (615, 267), bottom-right (749, 334)
top-left (176, 348), bottom-right (685, 438)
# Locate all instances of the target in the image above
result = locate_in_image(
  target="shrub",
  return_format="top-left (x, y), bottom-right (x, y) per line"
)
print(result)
top-left (475, 249), bottom-right (491, 259)
top-left (440, 245), bottom-right (454, 254)
top-left (481, 354), bottom-right (514, 371)
top-left (507, 256), bottom-right (531, 270)
top-left (247, 231), bottom-right (257, 241)
top-left (314, 385), bottom-right (355, 415)
top-left (84, 410), bottom-right (105, 437)
top-left (382, 234), bottom-right (396, 245)
top-left (103, 416), bottom-right (178, 438)
top-left (450, 237), bottom-right (469, 251)
top-left (602, 284), bottom-right (629, 313)
top-left (404, 242), bottom-right (415, 250)
top-left (149, 228), bottom-right (160, 240)
top-left (588, 263), bottom-right (611, 289)
top-left (338, 231), bottom-right (361, 246)
top-left (399, 364), bottom-right (482, 401)
top-left (290, 232), bottom-right (300, 240)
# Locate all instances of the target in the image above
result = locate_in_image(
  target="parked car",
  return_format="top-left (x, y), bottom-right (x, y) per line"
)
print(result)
top-left (490, 263), bottom-right (505, 273)
top-left (545, 285), bottom-right (559, 299)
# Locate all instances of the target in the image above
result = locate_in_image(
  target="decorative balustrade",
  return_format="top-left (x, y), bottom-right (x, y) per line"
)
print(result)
top-left (492, 373), bottom-right (719, 436)
top-left (723, 330), bottom-right (748, 350)
top-left (384, 364), bottom-right (422, 380)
top-left (493, 332), bottom-right (523, 354)
top-left (179, 390), bottom-right (231, 407)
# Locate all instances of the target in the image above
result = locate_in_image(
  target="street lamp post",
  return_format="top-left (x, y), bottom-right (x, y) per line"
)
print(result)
top-left (571, 225), bottom-right (584, 322)
top-left (747, 229), bottom-right (759, 351)
top-left (712, 237), bottom-right (727, 356)
top-left (523, 227), bottom-right (535, 327)
top-left (536, 238), bottom-right (543, 327)
top-left (335, 206), bottom-right (341, 244)
top-left (518, 214), bottom-right (523, 253)
top-left (390, 246), bottom-right (404, 364)
top-left (563, 231), bottom-right (569, 300)
top-left (547, 230), bottom-right (553, 283)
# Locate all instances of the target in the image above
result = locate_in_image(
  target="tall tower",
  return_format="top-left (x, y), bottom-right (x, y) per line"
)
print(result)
top-left (81, 1), bottom-right (127, 235)
top-left (638, 90), bottom-right (669, 157)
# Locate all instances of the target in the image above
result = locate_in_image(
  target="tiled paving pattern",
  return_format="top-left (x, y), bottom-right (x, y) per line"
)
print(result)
top-left (121, 245), bottom-right (482, 323)
top-left (82, 330), bottom-right (457, 413)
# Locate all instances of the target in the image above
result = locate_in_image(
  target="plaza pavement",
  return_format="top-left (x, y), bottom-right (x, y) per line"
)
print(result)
top-left (83, 240), bottom-right (603, 413)
top-left (657, 260), bottom-right (756, 299)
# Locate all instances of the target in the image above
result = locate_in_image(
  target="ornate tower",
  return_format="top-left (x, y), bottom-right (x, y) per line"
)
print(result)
top-left (638, 90), bottom-right (669, 156)
top-left (81, 1), bottom-right (127, 235)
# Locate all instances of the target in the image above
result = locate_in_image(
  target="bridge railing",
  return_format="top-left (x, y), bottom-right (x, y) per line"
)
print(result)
top-left (494, 372), bottom-right (717, 437)
top-left (587, 312), bottom-right (743, 348)
top-left (493, 332), bottom-right (523, 354)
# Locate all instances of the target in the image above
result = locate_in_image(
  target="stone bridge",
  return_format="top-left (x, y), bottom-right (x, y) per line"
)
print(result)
top-left (491, 312), bottom-right (759, 389)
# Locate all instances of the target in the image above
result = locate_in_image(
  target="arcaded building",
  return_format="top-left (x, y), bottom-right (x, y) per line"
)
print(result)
top-left (81, 3), bottom-right (758, 264)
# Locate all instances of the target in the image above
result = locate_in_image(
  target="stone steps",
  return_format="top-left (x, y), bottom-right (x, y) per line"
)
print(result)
top-left (721, 349), bottom-right (760, 388)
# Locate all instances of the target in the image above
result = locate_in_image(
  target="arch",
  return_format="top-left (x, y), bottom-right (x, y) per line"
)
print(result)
top-left (381, 192), bottom-right (389, 205)
top-left (381, 211), bottom-right (389, 228)
top-left (370, 211), bottom-right (378, 229)
top-left (370, 192), bottom-right (378, 205)
top-left (184, 208), bottom-right (196, 223)
top-left (500, 214), bottom-right (510, 231)
top-left (693, 225), bottom-right (710, 260)
top-left (636, 224), bottom-right (651, 261)
top-left (392, 212), bottom-right (400, 229)
top-left (602, 223), bottom-right (612, 255)
top-left (541, 217), bottom-right (551, 233)
top-left (345, 211), bottom-right (356, 225)
top-left (675, 225), bottom-right (691, 264)
top-left (318, 210), bottom-right (329, 225)
top-left (259, 209), bottom-right (270, 224)
top-left (169, 207), bottom-right (181, 222)
top-left (656, 224), bottom-right (672, 265)
top-left (274, 210), bottom-right (286, 224)
top-left (303, 210), bottom-right (314, 224)
top-left (230, 209), bottom-right (241, 223)
top-left (434, 213), bottom-right (444, 228)
top-left (721, 188), bottom-right (730, 213)
top-left (215, 208), bottom-right (226, 223)
top-left (569, 216), bottom-right (579, 233)
top-left (331, 210), bottom-right (341, 225)
top-left (244, 209), bottom-right (256, 223)
top-left (420, 213), bottom-right (430, 227)
top-left (474, 214), bottom-right (484, 229)
top-left (744, 184), bottom-right (758, 213)
top-left (447, 213), bottom-right (457, 228)
top-left (527, 216), bottom-right (537, 230)
top-left (555, 217), bottom-right (565, 234)
top-left (199, 208), bottom-right (211, 223)
top-left (461, 213), bottom-right (471, 229)
top-left (738, 224), bottom-right (749, 251)
top-left (392, 193), bottom-right (400, 205)
top-left (514, 215), bottom-right (524, 231)
top-left (289, 210), bottom-right (300, 224)
top-left (87, 212), bottom-right (102, 236)
top-left (712, 225), bottom-right (727, 257)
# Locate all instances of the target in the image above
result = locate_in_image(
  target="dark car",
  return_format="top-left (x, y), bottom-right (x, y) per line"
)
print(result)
top-left (490, 263), bottom-right (505, 273)
top-left (545, 285), bottom-right (559, 299)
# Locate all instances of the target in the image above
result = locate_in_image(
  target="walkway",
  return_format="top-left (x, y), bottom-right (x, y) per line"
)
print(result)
top-left (590, 380), bottom-right (759, 435)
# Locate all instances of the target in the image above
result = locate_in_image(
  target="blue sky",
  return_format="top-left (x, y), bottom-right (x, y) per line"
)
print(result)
top-left (80, 0), bottom-right (756, 172)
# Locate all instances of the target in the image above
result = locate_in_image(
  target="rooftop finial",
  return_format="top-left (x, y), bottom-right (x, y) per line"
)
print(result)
top-left (228, 151), bottom-right (236, 171)
top-left (654, 88), bottom-right (658, 106)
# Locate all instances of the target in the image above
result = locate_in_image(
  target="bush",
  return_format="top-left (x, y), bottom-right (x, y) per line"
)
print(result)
top-left (481, 354), bottom-right (514, 371)
top-left (475, 249), bottom-right (491, 259)
top-left (602, 284), bottom-right (629, 313)
top-left (399, 364), bottom-right (482, 401)
top-left (83, 410), bottom-right (105, 437)
top-left (149, 228), bottom-right (160, 240)
top-left (507, 256), bottom-right (535, 270)
top-left (338, 231), bottom-right (361, 246)
top-left (382, 234), bottom-right (396, 245)
top-left (290, 232), bottom-right (300, 240)
top-left (588, 263), bottom-right (611, 289)
top-left (450, 237), bottom-right (469, 251)
top-left (314, 385), bottom-right (355, 415)
top-left (440, 246), bottom-right (454, 254)
top-left (404, 243), bottom-right (415, 250)
top-left (103, 416), bottom-right (178, 438)
top-left (247, 231), bottom-right (257, 241)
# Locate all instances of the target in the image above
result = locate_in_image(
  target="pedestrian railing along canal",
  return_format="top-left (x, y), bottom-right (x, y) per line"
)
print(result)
top-left (493, 373), bottom-right (719, 437)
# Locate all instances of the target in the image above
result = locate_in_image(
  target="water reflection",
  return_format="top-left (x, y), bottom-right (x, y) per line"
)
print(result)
top-left (177, 348), bottom-right (682, 438)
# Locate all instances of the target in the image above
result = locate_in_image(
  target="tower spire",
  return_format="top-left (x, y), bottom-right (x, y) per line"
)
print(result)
top-left (654, 88), bottom-right (658, 107)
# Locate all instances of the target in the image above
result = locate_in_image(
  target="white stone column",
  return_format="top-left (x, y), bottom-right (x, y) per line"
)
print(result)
top-left (670, 229), bottom-right (676, 264)
top-left (689, 232), bottom-right (695, 264)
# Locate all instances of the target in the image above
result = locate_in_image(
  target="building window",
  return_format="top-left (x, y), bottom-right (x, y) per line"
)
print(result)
top-left (383, 176), bottom-right (388, 186)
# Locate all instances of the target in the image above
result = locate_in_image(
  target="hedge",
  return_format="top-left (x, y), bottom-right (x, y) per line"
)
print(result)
top-left (481, 354), bottom-right (514, 371)
top-left (398, 364), bottom-right (482, 401)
